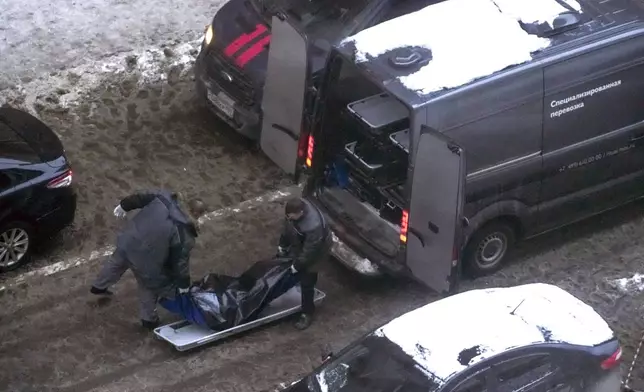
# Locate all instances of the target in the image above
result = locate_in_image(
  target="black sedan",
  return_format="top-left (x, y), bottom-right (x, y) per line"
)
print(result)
top-left (277, 283), bottom-right (622, 392)
top-left (0, 107), bottom-right (76, 272)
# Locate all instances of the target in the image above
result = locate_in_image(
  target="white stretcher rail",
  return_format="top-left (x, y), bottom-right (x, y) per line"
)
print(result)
top-left (154, 285), bottom-right (326, 351)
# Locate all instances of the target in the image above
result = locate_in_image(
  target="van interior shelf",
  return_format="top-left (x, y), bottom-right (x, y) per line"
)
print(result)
top-left (389, 129), bottom-right (410, 153)
top-left (344, 141), bottom-right (383, 171)
top-left (347, 93), bottom-right (408, 135)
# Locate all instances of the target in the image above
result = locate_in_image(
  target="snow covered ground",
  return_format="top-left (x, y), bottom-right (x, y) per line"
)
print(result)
top-left (0, 0), bottom-right (227, 92)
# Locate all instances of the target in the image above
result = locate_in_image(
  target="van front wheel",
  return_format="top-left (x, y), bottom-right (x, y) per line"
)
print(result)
top-left (464, 222), bottom-right (516, 278)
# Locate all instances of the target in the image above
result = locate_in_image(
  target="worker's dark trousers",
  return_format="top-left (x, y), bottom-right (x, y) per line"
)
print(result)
top-left (299, 271), bottom-right (318, 316)
top-left (92, 248), bottom-right (160, 323)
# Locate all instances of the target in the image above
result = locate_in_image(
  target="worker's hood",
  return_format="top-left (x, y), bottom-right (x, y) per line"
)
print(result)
top-left (161, 192), bottom-right (198, 236)
top-left (210, 0), bottom-right (271, 83)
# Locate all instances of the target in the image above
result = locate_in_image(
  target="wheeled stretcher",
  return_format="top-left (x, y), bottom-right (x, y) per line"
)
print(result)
top-left (154, 284), bottom-right (326, 352)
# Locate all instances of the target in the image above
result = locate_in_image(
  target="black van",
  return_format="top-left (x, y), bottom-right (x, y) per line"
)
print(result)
top-left (257, 0), bottom-right (644, 292)
top-left (194, 0), bottom-right (444, 177)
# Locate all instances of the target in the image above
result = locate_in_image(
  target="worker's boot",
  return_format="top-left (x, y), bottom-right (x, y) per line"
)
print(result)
top-left (90, 286), bottom-right (113, 296)
top-left (141, 319), bottom-right (160, 330)
top-left (294, 314), bottom-right (313, 330)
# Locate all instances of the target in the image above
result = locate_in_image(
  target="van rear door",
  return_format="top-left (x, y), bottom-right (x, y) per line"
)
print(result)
top-left (259, 13), bottom-right (309, 177)
top-left (405, 127), bottom-right (466, 293)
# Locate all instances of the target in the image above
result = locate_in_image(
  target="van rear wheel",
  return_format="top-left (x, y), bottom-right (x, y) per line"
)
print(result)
top-left (464, 221), bottom-right (516, 278)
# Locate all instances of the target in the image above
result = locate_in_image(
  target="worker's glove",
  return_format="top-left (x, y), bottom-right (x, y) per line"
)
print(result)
top-left (277, 246), bottom-right (288, 258)
top-left (113, 204), bottom-right (127, 219)
top-left (177, 287), bottom-right (190, 295)
top-left (290, 264), bottom-right (298, 274)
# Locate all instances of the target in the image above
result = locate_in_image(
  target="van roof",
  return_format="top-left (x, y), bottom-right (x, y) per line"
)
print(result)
top-left (338, 0), bottom-right (644, 107)
top-left (374, 283), bottom-right (615, 382)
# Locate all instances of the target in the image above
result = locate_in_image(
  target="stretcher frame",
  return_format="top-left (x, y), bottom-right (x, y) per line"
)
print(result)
top-left (153, 285), bottom-right (326, 351)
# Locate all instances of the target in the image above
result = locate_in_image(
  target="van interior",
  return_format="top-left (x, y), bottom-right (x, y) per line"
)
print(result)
top-left (312, 57), bottom-right (412, 258)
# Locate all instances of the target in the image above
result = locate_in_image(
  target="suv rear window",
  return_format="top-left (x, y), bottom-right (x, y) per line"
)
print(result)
top-left (0, 123), bottom-right (40, 163)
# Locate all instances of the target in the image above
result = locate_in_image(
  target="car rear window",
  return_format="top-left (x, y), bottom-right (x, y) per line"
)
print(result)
top-left (0, 108), bottom-right (64, 163)
top-left (0, 123), bottom-right (41, 164)
top-left (310, 334), bottom-right (443, 391)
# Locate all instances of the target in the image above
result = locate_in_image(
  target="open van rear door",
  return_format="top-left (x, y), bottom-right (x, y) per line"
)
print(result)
top-left (405, 127), bottom-right (466, 293)
top-left (259, 13), bottom-right (309, 177)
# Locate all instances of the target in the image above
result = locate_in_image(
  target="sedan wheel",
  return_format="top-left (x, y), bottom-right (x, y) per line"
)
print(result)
top-left (0, 227), bottom-right (30, 268)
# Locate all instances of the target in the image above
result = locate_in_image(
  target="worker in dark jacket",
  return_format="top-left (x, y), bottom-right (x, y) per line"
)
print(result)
top-left (278, 197), bottom-right (332, 330)
top-left (90, 190), bottom-right (208, 330)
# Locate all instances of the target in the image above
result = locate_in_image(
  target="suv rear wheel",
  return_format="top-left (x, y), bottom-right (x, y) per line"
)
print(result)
top-left (0, 221), bottom-right (34, 272)
top-left (464, 221), bottom-right (516, 277)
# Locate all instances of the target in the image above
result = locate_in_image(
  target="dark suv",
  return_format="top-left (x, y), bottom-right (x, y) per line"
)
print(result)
top-left (194, 0), bottom-right (442, 140)
top-left (0, 108), bottom-right (76, 271)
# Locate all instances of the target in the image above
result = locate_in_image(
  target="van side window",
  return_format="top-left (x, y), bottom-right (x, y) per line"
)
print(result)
top-left (543, 36), bottom-right (644, 152)
top-left (440, 69), bottom-right (543, 173)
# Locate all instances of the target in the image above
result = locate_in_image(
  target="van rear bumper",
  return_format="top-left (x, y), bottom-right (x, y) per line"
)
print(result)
top-left (329, 231), bottom-right (381, 276)
top-left (307, 195), bottom-right (407, 278)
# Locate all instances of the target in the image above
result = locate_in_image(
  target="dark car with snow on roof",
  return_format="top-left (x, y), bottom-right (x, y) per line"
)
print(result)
top-left (193, 0), bottom-right (445, 177)
top-left (274, 283), bottom-right (623, 392)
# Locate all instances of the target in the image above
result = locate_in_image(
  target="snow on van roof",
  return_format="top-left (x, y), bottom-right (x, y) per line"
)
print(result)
top-left (374, 283), bottom-right (614, 381)
top-left (340, 0), bottom-right (580, 95)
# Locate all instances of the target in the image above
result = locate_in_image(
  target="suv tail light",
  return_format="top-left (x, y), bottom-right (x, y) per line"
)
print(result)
top-left (400, 210), bottom-right (409, 243)
top-left (47, 169), bottom-right (73, 189)
top-left (306, 134), bottom-right (315, 167)
top-left (600, 347), bottom-right (622, 370)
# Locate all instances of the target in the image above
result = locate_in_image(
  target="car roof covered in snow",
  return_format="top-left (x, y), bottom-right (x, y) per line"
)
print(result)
top-left (337, 0), bottom-right (644, 107)
top-left (373, 283), bottom-right (615, 382)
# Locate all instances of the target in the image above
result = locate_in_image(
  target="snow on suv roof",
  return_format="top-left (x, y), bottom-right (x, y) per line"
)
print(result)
top-left (374, 283), bottom-right (614, 381)
top-left (339, 0), bottom-right (580, 95)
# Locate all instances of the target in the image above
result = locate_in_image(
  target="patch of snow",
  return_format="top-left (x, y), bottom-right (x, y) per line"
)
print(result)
top-left (376, 283), bottom-right (614, 381)
top-left (342, 0), bottom-right (552, 95)
top-left (0, 0), bottom-right (227, 87)
top-left (0, 38), bottom-right (203, 116)
top-left (611, 273), bottom-right (644, 294)
top-left (492, 0), bottom-right (582, 25)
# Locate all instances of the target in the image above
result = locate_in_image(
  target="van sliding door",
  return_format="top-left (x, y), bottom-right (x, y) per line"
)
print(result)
top-left (405, 126), bottom-right (466, 293)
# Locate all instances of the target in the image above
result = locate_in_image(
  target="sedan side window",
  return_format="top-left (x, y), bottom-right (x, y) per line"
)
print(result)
top-left (492, 354), bottom-right (554, 392)
top-left (451, 373), bottom-right (488, 392)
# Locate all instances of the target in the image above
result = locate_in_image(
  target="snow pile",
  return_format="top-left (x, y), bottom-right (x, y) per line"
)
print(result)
top-left (342, 0), bottom-right (553, 95)
top-left (491, 0), bottom-right (582, 25)
top-left (611, 273), bottom-right (644, 294)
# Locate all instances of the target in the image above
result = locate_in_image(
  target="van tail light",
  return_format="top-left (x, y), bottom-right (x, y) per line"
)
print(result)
top-left (47, 169), bottom-right (73, 189)
top-left (400, 210), bottom-right (409, 243)
top-left (306, 134), bottom-right (315, 167)
top-left (600, 347), bottom-right (622, 370)
top-left (297, 134), bottom-right (308, 159)
top-left (452, 246), bottom-right (459, 267)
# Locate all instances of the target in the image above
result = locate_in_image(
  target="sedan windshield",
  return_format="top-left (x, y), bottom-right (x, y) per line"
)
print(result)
top-left (307, 334), bottom-right (443, 392)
